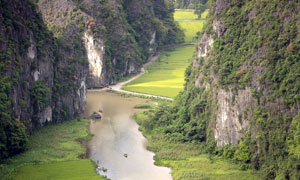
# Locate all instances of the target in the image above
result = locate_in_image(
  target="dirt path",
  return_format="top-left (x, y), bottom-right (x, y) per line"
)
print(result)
top-left (90, 53), bottom-right (174, 101)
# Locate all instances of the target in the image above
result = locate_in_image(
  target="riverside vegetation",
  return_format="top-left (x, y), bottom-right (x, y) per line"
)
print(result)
top-left (0, 0), bottom-right (184, 163)
top-left (134, 0), bottom-right (300, 179)
top-left (1, 0), bottom-right (300, 179)
top-left (0, 0), bottom-right (184, 178)
top-left (129, 6), bottom-right (258, 179)
top-left (134, 107), bottom-right (258, 180)
top-left (0, 118), bottom-right (106, 180)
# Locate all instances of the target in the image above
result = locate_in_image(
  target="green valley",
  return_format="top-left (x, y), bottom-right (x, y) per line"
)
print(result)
top-left (1, 0), bottom-right (300, 179)
top-left (177, 21), bottom-right (205, 42)
top-left (122, 9), bottom-right (207, 98)
top-left (122, 45), bottom-right (195, 98)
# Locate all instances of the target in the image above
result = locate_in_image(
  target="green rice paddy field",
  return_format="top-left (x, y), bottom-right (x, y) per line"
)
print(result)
top-left (122, 9), bottom-right (207, 98)
top-left (123, 45), bottom-right (195, 98)
top-left (12, 160), bottom-right (102, 180)
top-left (174, 9), bottom-right (208, 20)
top-left (174, 10), bottom-right (199, 20)
top-left (0, 118), bottom-right (106, 180)
top-left (178, 21), bottom-right (205, 42)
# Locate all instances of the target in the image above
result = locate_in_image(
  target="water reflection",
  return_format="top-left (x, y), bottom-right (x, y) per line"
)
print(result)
top-left (84, 91), bottom-right (172, 180)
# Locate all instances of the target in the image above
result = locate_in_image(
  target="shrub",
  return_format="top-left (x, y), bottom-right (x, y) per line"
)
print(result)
top-left (234, 142), bottom-right (251, 163)
top-left (30, 80), bottom-right (51, 110)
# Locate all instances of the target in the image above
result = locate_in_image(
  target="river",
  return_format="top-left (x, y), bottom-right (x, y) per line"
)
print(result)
top-left (84, 91), bottom-right (172, 180)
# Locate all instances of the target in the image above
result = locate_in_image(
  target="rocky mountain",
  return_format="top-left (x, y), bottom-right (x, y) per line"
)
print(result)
top-left (151, 0), bottom-right (300, 178)
top-left (0, 0), bottom-right (183, 159)
top-left (0, 0), bottom-right (88, 159)
top-left (37, 0), bottom-right (183, 88)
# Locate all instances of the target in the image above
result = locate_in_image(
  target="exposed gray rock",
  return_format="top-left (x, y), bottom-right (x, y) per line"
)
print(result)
top-left (214, 88), bottom-right (256, 146)
top-left (213, 20), bottom-right (226, 39)
top-left (248, 8), bottom-right (256, 20)
top-left (196, 34), bottom-right (214, 59)
top-left (251, 47), bottom-right (266, 59)
top-left (39, 107), bottom-right (53, 125)
top-left (83, 31), bottom-right (106, 88)
top-left (214, 0), bottom-right (228, 15)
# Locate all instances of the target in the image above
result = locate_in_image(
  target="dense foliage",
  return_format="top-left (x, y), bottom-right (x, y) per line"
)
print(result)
top-left (0, 77), bottom-right (28, 159)
top-left (72, 0), bottom-right (183, 79)
top-left (141, 85), bottom-right (209, 143)
top-left (168, 0), bottom-right (208, 9)
top-left (0, 0), bottom-right (87, 159)
top-left (146, 0), bottom-right (300, 179)
top-left (0, 0), bottom-right (39, 159)
top-left (0, 0), bottom-right (184, 160)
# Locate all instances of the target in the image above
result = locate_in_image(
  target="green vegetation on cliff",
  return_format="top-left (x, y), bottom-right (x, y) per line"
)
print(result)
top-left (0, 0), bottom-right (89, 159)
top-left (134, 110), bottom-right (258, 180)
top-left (122, 9), bottom-right (208, 97)
top-left (140, 0), bottom-right (300, 179)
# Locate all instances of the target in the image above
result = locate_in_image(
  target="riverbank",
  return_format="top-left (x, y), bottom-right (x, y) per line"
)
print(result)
top-left (84, 91), bottom-right (172, 180)
top-left (0, 118), bottom-right (107, 180)
top-left (134, 110), bottom-right (259, 180)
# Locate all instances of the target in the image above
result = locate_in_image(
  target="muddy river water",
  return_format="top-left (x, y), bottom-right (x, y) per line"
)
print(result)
top-left (84, 91), bottom-right (172, 180)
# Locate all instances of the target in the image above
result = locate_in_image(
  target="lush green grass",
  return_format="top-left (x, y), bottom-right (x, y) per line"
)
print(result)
top-left (201, 9), bottom-right (209, 19)
top-left (174, 9), bottom-right (209, 20)
top-left (174, 10), bottom-right (199, 20)
top-left (122, 45), bottom-right (195, 98)
top-left (0, 118), bottom-right (106, 180)
top-left (174, 9), bottom-right (207, 42)
top-left (12, 160), bottom-right (104, 180)
top-left (121, 10), bottom-right (205, 97)
top-left (178, 21), bottom-right (205, 42)
top-left (134, 112), bottom-right (259, 180)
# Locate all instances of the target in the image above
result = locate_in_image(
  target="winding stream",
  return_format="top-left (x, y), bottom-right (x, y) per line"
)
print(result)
top-left (84, 91), bottom-right (172, 180)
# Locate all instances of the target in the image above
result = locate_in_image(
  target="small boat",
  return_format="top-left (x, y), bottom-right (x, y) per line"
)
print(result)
top-left (123, 153), bottom-right (128, 158)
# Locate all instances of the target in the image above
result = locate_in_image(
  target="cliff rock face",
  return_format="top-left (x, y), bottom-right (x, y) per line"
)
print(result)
top-left (83, 31), bottom-right (105, 87)
top-left (38, 0), bottom-right (183, 88)
top-left (0, 0), bottom-right (87, 158)
top-left (37, 0), bottom-right (107, 88)
top-left (182, 0), bottom-right (300, 177)
top-left (0, 0), bottom-right (182, 159)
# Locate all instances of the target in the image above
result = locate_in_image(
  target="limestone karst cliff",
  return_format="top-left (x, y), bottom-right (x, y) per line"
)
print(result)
top-left (185, 0), bottom-right (300, 178)
top-left (0, 0), bottom-right (88, 158)
top-left (38, 0), bottom-right (183, 88)
top-left (0, 0), bottom-right (183, 159)
top-left (148, 0), bottom-right (300, 178)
